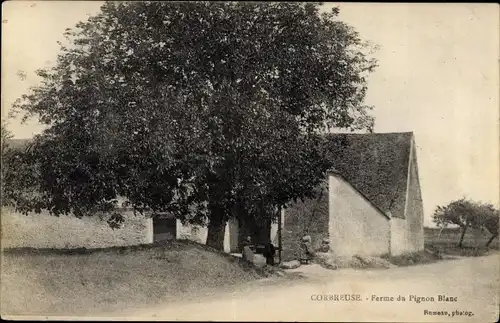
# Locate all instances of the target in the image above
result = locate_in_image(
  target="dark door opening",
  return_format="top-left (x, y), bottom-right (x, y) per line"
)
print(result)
top-left (153, 216), bottom-right (177, 242)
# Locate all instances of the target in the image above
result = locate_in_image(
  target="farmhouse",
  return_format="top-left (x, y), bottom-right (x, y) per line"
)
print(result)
top-left (281, 132), bottom-right (424, 260)
top-left (2, 132), bottom-right (424, 259)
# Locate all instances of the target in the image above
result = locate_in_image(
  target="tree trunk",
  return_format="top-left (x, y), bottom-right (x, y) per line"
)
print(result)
top-left (206, 203), bottom-right (226, 251)
top-left (486, 233), bottom-right (498, 247)
top-left (437, 225), bottom-right (445, 240)
top-left (458, 226), bottom-right (467, 248)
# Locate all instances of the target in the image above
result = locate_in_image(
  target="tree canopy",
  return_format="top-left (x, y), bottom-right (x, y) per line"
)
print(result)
top-left (1, 121), bottom-right (13, 205)
top-left (6, 2), bottom-right (378, 249)
top-left (432, 198), bottom-right (499, 247)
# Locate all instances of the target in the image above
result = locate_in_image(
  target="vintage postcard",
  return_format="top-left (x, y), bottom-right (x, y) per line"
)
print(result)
top-left (1, 1), bottom-right (499, 322)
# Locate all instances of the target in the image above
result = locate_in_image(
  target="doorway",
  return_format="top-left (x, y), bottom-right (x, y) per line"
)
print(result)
top-left (153, 215), bottom-right (177, 242)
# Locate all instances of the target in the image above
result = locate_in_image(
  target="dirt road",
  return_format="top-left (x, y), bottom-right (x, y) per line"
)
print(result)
top-left (121, 254), bottom-right (499, 322)
top-left (5, 254), bottom-right (497, 321)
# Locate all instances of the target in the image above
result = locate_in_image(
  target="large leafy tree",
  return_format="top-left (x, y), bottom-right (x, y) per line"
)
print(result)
top-left (432, 199), bottom-right (476, 247)
top-left (1, 120), bottom-right (13, 205)
top-left (8, 2), bottom-right (377, 249)
top-left (477, 204), bottom-right (499, 247)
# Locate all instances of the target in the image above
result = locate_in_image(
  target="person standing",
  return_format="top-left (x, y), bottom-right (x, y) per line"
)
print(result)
top-left (242, 236), bottom-right (255, 264)
top-left (263, 242), bottom-right (276, 266)
top-left (299, 234), bottom-right (314, 264)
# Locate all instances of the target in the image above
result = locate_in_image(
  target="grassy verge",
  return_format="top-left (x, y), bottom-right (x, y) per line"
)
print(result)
top-left (424, 226), bottom-right (499, 258)
top-left (424, 243), bottom-right (499, 258)
top-left (381, 249), bottom-right (443, 267)
top-left (1, 240), bottom-right (284, 317)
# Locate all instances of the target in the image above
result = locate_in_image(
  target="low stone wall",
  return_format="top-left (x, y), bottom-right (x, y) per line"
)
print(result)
top-left (1, 208), bottom-right (152, 249)
top-left (177, 221), bottom-right (208, 244)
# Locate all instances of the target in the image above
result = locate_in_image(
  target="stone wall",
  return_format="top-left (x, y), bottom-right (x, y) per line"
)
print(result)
top-left (2, 207), bottom-right (244, 253)
top-left (1, 207), bottom-right (152, 249)
top-left (282, 183), bottom-right (329, 261)
top-left (177, 218), bottom-right (240, 253)
top-left (177, 220), bottom-right (208, 244)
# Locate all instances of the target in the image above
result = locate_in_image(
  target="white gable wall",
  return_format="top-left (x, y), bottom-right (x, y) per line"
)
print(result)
top-left (390, 217), bottom-right (408, 256)
top-left (328, 174), bottom-right (390, 257)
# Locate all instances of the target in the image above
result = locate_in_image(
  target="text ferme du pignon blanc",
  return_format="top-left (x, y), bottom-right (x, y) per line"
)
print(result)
top-left (310, 294), bottom-right (458, 303)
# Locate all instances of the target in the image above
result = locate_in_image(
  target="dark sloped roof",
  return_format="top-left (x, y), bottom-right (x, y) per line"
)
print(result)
top-left (324, 132), bottom-right (413, 219)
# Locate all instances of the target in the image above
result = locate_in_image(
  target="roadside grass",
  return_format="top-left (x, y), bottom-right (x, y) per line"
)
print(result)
top-left (424, 227), bottom-right (499, 258)
top-left (385, 228), bottom-right (499, 267)
top-left (314, 250), bottom-right (442, 270)
top-left (1, 240), bottom-right (281, 317)
top-left (381, 249), bottom-right (442, 267)
top-left (313, 228), bottom-right (500, 271)
top-left (424, 243), bottom-right (499, 258)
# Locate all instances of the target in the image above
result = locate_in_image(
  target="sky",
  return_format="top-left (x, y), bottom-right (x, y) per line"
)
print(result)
top-left (2, 2), bottom-right (499, 226)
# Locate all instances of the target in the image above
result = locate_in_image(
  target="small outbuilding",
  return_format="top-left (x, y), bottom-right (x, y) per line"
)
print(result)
top-left (281, 132), bottom-right (424, 260)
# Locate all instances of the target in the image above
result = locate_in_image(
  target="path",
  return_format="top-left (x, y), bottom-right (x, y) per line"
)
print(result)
top-left (122, 253), bottom-right (499, 322)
